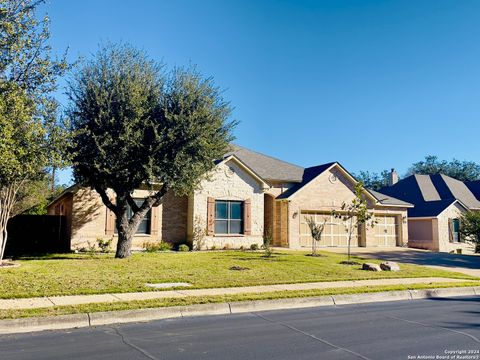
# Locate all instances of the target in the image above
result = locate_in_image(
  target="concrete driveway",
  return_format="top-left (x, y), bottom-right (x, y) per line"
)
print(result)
top-left (324, 247), bottom-right (480, 277)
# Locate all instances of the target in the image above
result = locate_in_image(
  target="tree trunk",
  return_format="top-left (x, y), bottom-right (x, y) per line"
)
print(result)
top-left (115, 220), bottom-right (133, 258)
top-left (0, 225), bottom-right (7, 263)
top-left (113, 193), bottom-right (158, 259)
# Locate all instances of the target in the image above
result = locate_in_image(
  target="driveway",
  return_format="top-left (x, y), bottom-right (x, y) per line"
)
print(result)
top-left (324, 247), bottom-right (480, 277)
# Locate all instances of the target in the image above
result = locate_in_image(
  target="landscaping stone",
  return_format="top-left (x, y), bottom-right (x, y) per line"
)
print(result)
top-left (380, 261), bottom-right (400, 271)
top-left (362, 263), bottom-right (382, 271)
top-left (229, 266), bottom-right (250, 271)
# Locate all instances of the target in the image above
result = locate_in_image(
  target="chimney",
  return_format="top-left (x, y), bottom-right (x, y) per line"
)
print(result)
top-left (389, 168), bottom-right (398, 186)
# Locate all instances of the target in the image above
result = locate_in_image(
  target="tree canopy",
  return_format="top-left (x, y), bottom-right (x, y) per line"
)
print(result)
top-left (0, 0), bottom-right (67, 261)
top-left (406, 156), bottom-right (480, 181)
top-left (353, 170), bottom-right (390, 191)
top-left (68, 43), bottom-right (236, 258)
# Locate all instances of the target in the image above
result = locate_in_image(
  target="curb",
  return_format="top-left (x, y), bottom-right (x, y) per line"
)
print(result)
top-left (0, 286), bottom-right (478, 335)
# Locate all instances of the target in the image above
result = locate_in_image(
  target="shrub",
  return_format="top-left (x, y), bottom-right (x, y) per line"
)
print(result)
top-left (223, 243), bottom-right (231, 250)
top-left (178, 244), bottom-right (190, 252)
top-left (143, 241), bottom-right (172, 252)
top-left (210, 245), bottom-right (217, 251)
top-left (250, 243), bottom-right (259, 251)
top-left (96, 237), bottom-right (112, 253)
top-left (262, 228), bottom-right (273, 257)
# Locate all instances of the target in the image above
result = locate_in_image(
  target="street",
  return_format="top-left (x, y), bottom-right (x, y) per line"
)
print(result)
top-left (1, 297), bottom-right (479, 360)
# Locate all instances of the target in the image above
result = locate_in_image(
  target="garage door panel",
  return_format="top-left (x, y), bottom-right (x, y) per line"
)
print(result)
top-left (372, 215), bottom-right (398, 247)
top-left (300, 212), bottom-right (360, 247)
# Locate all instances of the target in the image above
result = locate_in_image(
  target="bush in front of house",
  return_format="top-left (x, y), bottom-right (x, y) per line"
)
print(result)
top-left (96, 237), bottom-right (113, 253)
top-left (143, 241), bottom-right (172, 252)
top-left (250, 243), bottom-right (259, 251)
top-left (178, 244), bottom-right (190, 252)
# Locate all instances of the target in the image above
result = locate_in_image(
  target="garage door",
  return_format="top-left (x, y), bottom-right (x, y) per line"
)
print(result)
top-left (373, 215), bottom-right (398, 246)
top-left (300, 212), bottom-right (359, 247)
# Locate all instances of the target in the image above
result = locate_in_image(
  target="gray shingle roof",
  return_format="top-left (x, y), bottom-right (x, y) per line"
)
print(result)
top-left (225, 144), bottom-right (304, 182)
top-left (368, 190), bottom-right (413, 207)
top-left (379, 173), bottom-right (480, 217)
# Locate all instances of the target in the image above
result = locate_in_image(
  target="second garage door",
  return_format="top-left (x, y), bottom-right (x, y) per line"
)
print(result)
top-left (372, 215), bottom-right (398, 246)
top-left (300, 212), bottom-right (359, 247)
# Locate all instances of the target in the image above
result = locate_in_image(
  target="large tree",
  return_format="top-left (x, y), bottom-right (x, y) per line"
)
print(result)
top-left (407, 155), bottom-right (480, 181)
top-left (67, 43), bottom-right (235, 258)
top-left (0, 0), bottom-right (67, 261)
top-left (353, 170), bottom-right (390, 190)
top-left (459, 211), bottom-right (480, 253)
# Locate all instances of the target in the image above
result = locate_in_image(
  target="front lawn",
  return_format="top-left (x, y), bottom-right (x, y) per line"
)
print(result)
top-left (0, 250), bottom-right (475, 299)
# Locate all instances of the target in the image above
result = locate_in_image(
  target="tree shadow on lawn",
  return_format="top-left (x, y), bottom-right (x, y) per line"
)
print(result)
top-left (13, 253), bottom-right (112, 261)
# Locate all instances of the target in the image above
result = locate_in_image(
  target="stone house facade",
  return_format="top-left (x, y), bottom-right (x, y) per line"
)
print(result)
top-left (48, 145), bottom-right (412, 251)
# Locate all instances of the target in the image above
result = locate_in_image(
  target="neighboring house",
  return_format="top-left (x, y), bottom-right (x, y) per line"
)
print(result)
top-left (47, 145), bottom-right (411, 250)
top-left (379, 173), bottom-right (480, 253)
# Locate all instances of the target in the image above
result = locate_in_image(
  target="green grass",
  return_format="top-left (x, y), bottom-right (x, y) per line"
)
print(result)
top-left (0, 250), bottom-right (476, 299)
top-left (0, 281), bottom-right (477, 320)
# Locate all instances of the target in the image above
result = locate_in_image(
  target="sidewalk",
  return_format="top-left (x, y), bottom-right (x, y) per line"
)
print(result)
top-left (0, 277), bottom-right (469, 310)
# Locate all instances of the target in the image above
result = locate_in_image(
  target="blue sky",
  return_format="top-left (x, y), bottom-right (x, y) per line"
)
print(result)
top-left (46, 0), bottom-right (480, 184)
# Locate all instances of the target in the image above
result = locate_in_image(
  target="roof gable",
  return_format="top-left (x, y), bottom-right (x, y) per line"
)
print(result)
top-left (218, 155), bottom-right (269, 190)
top-left (276, 162), bottom-right (336, 199)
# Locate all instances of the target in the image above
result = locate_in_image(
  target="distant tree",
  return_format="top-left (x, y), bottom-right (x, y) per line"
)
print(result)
top-left (354, 170), bottom-right (390, 190)
top-left (0, 0), bottom-right (67, 262)
top-left (333, 182), bottom-right (375, 264)
top-left (67, 43), bottom-right (236, 258)
top-left (407, 156), bottom-right (480, 181)
top-left (459, 211), bottom-right (480, 253)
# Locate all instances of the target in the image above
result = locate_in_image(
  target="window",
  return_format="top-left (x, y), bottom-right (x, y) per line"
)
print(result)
top-left (115, 199), bottom-right (152, 235)
top-left (215, 201), bottom-right (243, 234)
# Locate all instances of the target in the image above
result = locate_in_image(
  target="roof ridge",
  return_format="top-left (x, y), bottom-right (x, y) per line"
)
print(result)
top-left (231, 144), bottom-right (304, 170)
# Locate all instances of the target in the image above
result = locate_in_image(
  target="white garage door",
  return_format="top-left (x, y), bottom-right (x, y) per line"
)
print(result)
top-left (373, 215), bottom-right (398, 246)
top-left (300, 212), bottom-right (359, 247)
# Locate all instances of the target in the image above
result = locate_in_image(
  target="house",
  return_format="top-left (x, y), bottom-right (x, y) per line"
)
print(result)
top-left (379, 172), bottom-right (480, 253)
top-left (47, 145), bottom-right (412, 250)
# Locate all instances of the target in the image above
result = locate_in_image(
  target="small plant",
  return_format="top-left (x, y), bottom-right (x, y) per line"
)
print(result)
top-left (178, 244), bottom-right (190, 252)
top-left (210, 245), bottom-right (217, 251)
top-left (96, 237), bottom-right (112, 253)
top-left (305, 217), bottom-right (326, 256)
top-left (332, 182), bottom-right (375, 264)
top-left (143, 241), bottom-right (172, 252)
top-left (85, 240), bottom-right (97, 256)
top-left (223, 243), bottom-right (231, 250)
top-left (262, 227), bottom-right (273, 257)
top-left (158, 242), bottom-right (172, 251)
top-left (239, 245), bottom-right (245, 251)
top-left (250, 243), bottom-right (259, 251)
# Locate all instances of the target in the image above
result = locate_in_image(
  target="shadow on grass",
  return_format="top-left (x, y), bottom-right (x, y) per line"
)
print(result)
top-left (14, 253), bottom-right (113, 261)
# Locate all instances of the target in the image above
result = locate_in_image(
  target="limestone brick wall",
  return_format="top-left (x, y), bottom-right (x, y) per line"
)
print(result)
top-left (191, 160), bottom-right (264, 249)
top-left (437, 203), bottom-right (465, 252)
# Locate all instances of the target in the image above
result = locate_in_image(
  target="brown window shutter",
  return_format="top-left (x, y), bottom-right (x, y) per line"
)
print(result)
top-left (207, 197), bottom-right (215, 235)
top-left (105, 208), bottom-right (115, 236)
top-left (150, 205), bottom-right (159, 236)
top-left (244, 198), bottom-right (252, 235)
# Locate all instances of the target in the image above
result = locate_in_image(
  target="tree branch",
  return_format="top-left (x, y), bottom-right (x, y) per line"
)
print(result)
top-left (151, 185), bottom-right (168, 207)
top-left (94, 186), bottom-right (117, 213)
top-left (126, 193), bottom-right (140, 213)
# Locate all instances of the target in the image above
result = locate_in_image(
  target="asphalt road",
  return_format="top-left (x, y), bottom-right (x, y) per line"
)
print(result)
top-left (1, 297), bottom-right (480, 360)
